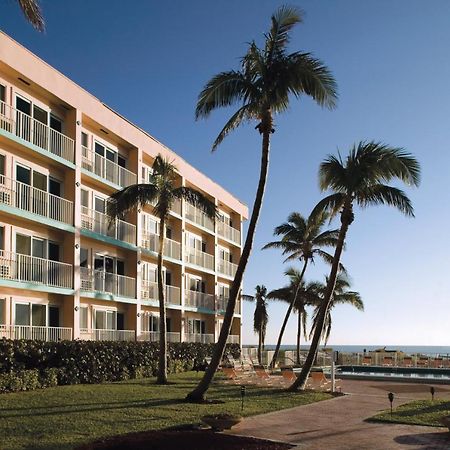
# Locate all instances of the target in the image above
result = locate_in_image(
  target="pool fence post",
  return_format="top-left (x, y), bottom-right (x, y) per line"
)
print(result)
top-left (331, 351), bottom-right (337, 392)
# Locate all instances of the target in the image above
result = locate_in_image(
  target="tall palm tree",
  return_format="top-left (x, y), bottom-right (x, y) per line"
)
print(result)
top-left (262, 210), bottom-right (342, 368)
top-left (288, 141), bottom-right (420, 391)
top-left (107, 154), bottom-right (216, 384)
top-left (243, 285), bottom-right (268, 364)
top-left (309, 274), bottom-right (363, 345)
top-left (267, 269), bottom-right (321, 365)
top-left (186, 5), bottom-right (337, 402)
top-left (14, 0), bottom-right (45, 31)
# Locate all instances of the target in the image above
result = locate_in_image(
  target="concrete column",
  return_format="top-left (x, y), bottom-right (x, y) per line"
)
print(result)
top-left (180, 175), bottom-right (186, 342)
top-left (135, 146), bottom-right (143, 341)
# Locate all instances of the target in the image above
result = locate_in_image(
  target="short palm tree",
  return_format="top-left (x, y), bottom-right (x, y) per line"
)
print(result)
top-left (262, 210), bottom-right (342, 368)
top-left (309, 274), bottom-right (363, 345)
top-left (267, 269), bottom-right (321, 365)
top-left (107, 154), bottom-right (216, 384)
top-left (289, 141), bottom-right (420, 391)
top-left (14, 0), bottom-right (45, 31)
top-left (243, 285), bottom-right (268, 364)
top-left (186, 5), bottom-right (337, 402)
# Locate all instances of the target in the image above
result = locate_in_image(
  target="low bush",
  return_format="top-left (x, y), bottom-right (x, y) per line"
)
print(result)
top-left (0, 340), bottom-right (240, 393)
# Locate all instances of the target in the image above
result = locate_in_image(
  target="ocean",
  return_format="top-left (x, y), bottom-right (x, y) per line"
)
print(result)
top-left (244, 345), bottom-right (450, 355)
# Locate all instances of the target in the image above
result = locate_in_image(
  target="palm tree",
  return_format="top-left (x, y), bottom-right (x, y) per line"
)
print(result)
top-left (14, 0), bottom-right (45, 31)
top-left (262, 210), bottom-right (342, 368)
top-left (186, 5), bottom-right (337, 402)
top-left (288, 141), bottom-right (420, 391)
top-left (243, 285), bottom-right (268, 364)
top-left (309, 274), bottom-right (363, 345)
top-left (107, 154), bottom-right (216, 384)
top-left (267, 269), bottom-right (321, 365)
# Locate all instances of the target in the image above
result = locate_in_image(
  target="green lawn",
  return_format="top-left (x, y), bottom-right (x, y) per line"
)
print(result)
top-left (370, 400), bottom-right (450, 427)
top-left (0, 372), bottom-right (332, 450)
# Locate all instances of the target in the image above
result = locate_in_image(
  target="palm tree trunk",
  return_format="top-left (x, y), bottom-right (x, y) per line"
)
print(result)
top-left (156, 217), bottom-right (168, 384)
top-left (296, 311), bottom-right (302, 365)
top-left (269, 259), bottom-right (308, 369)
top-left (185, 111), bottom-right (272, 402)
top-left (288, 203), bottom-right (353, 391)
top-left (258, 327), bottom-right (263, 365)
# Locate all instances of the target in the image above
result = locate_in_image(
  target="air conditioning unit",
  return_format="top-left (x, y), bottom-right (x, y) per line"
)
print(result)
top-left (0, 191), bottom-right (11, 205)
top-left (0, 264), bottom-right (11, 278)
top-left (81, 218), bottom-right (93, 230)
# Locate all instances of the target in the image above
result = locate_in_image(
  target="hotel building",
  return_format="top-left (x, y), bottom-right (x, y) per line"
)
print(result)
top-left (0, 32), bottom-right (247, 344)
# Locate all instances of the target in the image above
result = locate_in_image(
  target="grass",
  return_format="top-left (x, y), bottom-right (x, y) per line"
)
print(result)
top-left (370, 400), bottom-right (450, 427)
top-left (0, 372), bottom-right (332, 450)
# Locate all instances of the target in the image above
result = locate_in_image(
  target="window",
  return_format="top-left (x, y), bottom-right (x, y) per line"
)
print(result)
top-left (218, 284), bottom-right (230, 299)
top-left (0, 298), bottom-right (5, 324)
top-left (0, 226), bottom-right (4, 250)
top-left (14, 303), bottom-right (48, 327)
top-left (95, 309), bottom-right (117, 330)
top-left (189, 276), bottom-right (205, 293)
top-left (0, 84), bottom-right (5, 102)
top-left (80, 248), bottom-right (88, 268)
top-left (0, 154), bottom-right (5, 177)
top-left (94, 141), bottom-right (126, 168)
top-left (81, 189), bottom-right (89, 208)
top-left (142, 214), bottom-right (158, 234)
top-left (187, 232), bottom-right (206, 252)
top-left (81, 132), bottom-right (88, 148)
top-left (141, 314), bottom-right (159, 332)
top-left (188, 319), bottom-right (205, 334)
top-left (219, 247), bottom-right (232, 263)
top-left (80, 306), bottom-right (88, 329)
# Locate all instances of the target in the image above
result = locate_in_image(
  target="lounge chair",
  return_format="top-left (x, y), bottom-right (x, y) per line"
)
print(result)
top-left (362, 356), bottom-right (372, 366)
top-left (254, 366), bottom-right (285, 386)
top-left (402, 356), bottom-right (413, 367)
top-left (309, 371), bottom-right (341, 392)
top-left (382, 356), bottom-right (395, 367)
top-left (417, 357), bottom-right (429, 367)
top-left (221, 367), bottom-right (254, 385)
top-left (281, 367), bottom-right (297, 383)
top-left (431, 358), bottom-right (443, 368)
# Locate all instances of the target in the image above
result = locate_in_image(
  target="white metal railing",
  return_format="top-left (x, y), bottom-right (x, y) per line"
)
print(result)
top-left (216, 296), bottom-right (241, 315)
top-left (227, 335), bottom-right (240, 344)
top-left (184, 333), bottom-right (215, 344)
top-left (185, 290), bottom-right (215, 310)
top-left (81, 145), bottom-right (136, 188)
top-left (0, 175), bottom-right (73, 224)
top-left (171, 199), bottom-right (182, 215)
top-left (185, 202), bottom-right (214, 231)
top-left (217, 221), bottom-right (241, 245)
top-left (0, 250), bottom-right (73, 289)
top-left (185, 247), bottom-right (214, 270)
top-left (81, 206), bottom-right (136, 245)
top-left (139, 331), bottom-right (181, 343)
top-left (0, 324), bottom-right (72, 341)
top-left (0, 100), bottom-right (74, 163)
top-left (218, 259), bottom-right (238, 278)
top-left (141, 231), bottom-right (181, 260)
top-left (141, 280), bottom-right (181, 305)
top-left (80, 267), bottom-right (135, 298)
top-left (80, 328), bottom-right (135, 342)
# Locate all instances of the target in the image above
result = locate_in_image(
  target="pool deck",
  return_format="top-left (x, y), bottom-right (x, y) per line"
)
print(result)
top-left (226, 379), bottom-right (450, 449)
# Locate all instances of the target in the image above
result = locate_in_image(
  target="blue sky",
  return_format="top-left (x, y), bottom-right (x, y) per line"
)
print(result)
top-left (3, 1), bottom-right (449, 346)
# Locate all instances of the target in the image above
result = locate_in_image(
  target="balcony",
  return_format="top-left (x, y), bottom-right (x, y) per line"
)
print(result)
top-left (218, 259), bottom-right (238, 278)
top-left (138, 331), bottom-right (181, 343)
top-left (227, 335), bottom-right (240, 344)
top-left (0, 324), bottom-right (72, 341)
top-left (81, 206), bottom-right (136, 245)
top-left (141, 231), bottom-right (181, 260)
top-left (185, 290), bottom-right (215, 310)
top-left (217, 221), bottom-right (241, 245)
top-left (185, 247), bottom-right (214, 271)
top-left (80, 329), bottom-right (135, 341)
top-left (82, 145), bottom-right (137, 188)
top-left (185, 202), bottom-right (214, 232)
top-left (0, 250), bottom-right (73, 289)
top-left (0, 100), bottom-right (74, 163)
top-left (0, 175), bottom-right (73, 225)
top-left (80, 267), bottom-right (135, 298)
top-left (184, 333), bottom-right (215, 344)
top-left (216, 296), bottom-right (241, 315)
top-left (141, 280), bottom-right (181, 305)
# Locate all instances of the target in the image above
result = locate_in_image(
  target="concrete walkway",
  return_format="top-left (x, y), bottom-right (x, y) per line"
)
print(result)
top-left (227, 380), bottom-right (450, 449)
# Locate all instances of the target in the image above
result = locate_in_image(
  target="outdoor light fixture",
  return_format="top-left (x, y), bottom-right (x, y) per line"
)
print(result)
top-left (75, 244), bottom-right (79, 249)
top-left (137, 260), bottom-right (141, 265)
top-left (74, 306), bottom-right (79, 312)
top-left (137, 313), bottom-right (140, 318)
top-left (388, 392), bottom-right (394, 416)
top-left (76, 120), bottom-right (81, 125)
top-left (75, 182), bottom-right (80, 187)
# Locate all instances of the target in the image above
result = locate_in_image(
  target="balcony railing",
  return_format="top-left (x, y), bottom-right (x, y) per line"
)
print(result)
top-left (171, 199), bottom-right (182, 215)
top-left (185, 290), bottom-right (215, 310)
top-left (0, 324), bottom-right (72, 341)
top-left (217, 221), bottom-right (241, 245)
top-left (0, 175), bottom-right (73, 224)
top-left (185, 202), bottom-right (214, 231)
top-left (138, 331), bottom-right (181, 343)
top-left (217, 259), bottom-right (238, 278)
top-left (185, 247), bottom-right (214, 271)
top-left (216, 296), bottom-right (241, 315)
top-left (184, 333), bottom-right (215, 344)
top-left (227, 335), bottom-right (240, 344)
top-left (81, 206), bottom-right (136, 245)
top-left (80, 329), bottom-right (135, 341)
top-left (141, 231), bottom-right (181, 260)
top-left (141, 280), bottom-right (181, 305)
top-left (80, 267), bottom-right (135, 298)
top-left (81, 145), bottom-right (137, 188)
top-left (0, 100), bottom-right (74, 163)
top-left (0, 250), bottom-right (73, 289)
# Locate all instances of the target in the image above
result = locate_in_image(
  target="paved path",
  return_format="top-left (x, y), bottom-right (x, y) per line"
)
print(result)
top-left (227, 380), bottom-right (450, 449)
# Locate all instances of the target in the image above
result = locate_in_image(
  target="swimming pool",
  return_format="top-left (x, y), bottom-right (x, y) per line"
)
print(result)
top-left (337, 365), bottom-right (450, 384)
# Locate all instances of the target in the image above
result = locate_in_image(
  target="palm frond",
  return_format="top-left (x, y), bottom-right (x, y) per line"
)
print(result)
top-left (17, 0), bottom-right (44, 31)
top-left (175, 187), bottom-right (217, 219)
top-left (311, 193), bottom-right (346, 220)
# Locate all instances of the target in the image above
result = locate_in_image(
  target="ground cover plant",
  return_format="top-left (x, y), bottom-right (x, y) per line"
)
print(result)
top-left (0, 371), bottom-right (332, 449)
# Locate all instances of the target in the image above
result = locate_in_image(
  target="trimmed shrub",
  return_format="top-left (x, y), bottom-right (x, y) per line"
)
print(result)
top-left (0, 339), bottom-right (240, 393)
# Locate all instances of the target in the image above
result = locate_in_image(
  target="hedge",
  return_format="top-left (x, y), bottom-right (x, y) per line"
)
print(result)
top-left (0, 339), bottom-right (240, 393)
